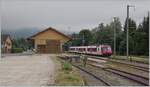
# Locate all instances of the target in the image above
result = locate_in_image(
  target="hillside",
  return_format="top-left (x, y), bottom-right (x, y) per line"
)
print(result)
top-left (1, 28), bottom-right (72, 39)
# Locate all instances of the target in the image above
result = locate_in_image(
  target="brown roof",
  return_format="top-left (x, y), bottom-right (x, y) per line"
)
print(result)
top-left (28, 27), bottom-right (72, 40)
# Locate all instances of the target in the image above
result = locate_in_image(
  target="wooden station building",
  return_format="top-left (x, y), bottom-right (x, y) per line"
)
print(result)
top-left (28, 27), bottom-right (71, 53)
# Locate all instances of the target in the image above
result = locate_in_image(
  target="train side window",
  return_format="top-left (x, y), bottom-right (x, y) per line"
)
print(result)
top-left (94, 48), bottom-right (97, 52)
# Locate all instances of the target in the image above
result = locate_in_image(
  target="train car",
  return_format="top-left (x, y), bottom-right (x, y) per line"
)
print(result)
top-left (69, 45), bottom-right (112, 56)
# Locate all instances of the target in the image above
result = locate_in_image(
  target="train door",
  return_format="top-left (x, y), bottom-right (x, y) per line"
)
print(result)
top-left (98, 46), bottom-right (102, 55)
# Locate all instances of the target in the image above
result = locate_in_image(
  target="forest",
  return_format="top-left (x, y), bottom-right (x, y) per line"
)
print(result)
top-left (64, 15), bottom-right (149, 56)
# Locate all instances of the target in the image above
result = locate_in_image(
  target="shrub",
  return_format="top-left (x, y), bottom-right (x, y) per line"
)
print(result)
top-left (12, 48), bottom-right (23, 53)
top-left (63, 62), bottom-right (72, 71)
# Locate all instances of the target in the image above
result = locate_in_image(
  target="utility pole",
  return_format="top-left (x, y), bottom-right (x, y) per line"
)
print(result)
top-left (81, 32), bottom-right (86, 67)
top-left (113, 17), bottom-right (117, 58)
top-left (126, 5), bottom-right (135, 59)
top-left (126, 5), bottom-right (129, 59)
top-left (67, 26), bottom-right (71, 52)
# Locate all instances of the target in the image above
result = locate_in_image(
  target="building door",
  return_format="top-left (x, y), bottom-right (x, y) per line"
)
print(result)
top-left (46, 40), bottom-right (60, 53)
top-left (37, 45), bottom-right (46, 53)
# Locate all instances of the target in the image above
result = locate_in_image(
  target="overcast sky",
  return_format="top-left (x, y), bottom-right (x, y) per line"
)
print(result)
top-left (1, 0), bottom-right (150, 33)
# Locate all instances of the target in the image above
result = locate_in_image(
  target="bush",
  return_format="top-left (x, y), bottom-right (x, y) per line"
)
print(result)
top-left (63, 62), bottom-right (72, 71)
top-left (12, 48), bottom-right (23, 53)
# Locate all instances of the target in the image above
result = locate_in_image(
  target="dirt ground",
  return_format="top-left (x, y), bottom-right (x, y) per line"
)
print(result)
top-left (0, 54), bottom-right (55, 86)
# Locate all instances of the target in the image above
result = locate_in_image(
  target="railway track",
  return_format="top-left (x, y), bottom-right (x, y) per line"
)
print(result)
top-left (58, 55), bottom-right (149, 86)
top-left (68, 52), bottom-right (149, 69)
top-left (111, 57), bottom-right (148, 64)
top-left (84, 55), bottom-right (149, 71)
top-left (58, 56), bottom-right (111, 86)
top-left (72, 64), bottom-right (111, 86)
top-left (128, 65), bottom-right (149, 72)
top-left (87, 56), bottom-right (149, 72)
top-left (75, 62), bottom-right (148, 86)
top-left (105, 68), bottom-right (149, 86)
top-left (90, 63), bottom-right (149, 86)
top-left (63, 53), bottom-right (149, 73)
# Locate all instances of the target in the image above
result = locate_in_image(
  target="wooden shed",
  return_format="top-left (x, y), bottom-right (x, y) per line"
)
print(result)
top-left (28, 27), bottom-right (71, 53)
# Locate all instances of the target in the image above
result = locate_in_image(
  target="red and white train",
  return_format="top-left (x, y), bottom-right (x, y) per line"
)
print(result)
top-left (69, 45), bottom-right (112, 56)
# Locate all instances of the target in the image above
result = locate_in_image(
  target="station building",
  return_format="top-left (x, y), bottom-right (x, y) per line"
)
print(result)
top-left (28, 27), bottom-right (71, 53)
top-left (1, 34), bottom-right (12, 53)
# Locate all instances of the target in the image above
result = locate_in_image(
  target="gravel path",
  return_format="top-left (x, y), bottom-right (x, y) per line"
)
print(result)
top-left (0, 54), bottom-right (55, 86)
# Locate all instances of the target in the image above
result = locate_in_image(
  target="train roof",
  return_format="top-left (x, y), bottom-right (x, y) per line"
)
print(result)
top-left (69, 44), bottom-right (111, 48)
top-left (87, 46), bottom-right (98, 48)
top-left (70, 46), bottom-right (87, 48)
top-left (101, 44), bottom-right (111, 47)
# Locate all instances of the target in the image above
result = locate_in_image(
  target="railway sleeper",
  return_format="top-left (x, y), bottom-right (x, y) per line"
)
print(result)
top-left (87, 62), bottom-right (149, 86)
top-left (104, 68), bottom-right (149, 86)
top-left (72, 64), bottom-right (112, 86)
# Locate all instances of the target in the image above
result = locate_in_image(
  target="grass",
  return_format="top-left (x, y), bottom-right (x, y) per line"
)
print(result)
top-left (55, 70), bottom-right (84, 86)
top-left (54, 57), bottom-right (84, 86)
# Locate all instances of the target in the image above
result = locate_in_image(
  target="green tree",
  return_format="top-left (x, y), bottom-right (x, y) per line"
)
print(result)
top-left (110, 17), bottom-right (122, 34)
top-left (79, 29), bottom-right (93, 46)
top-left (124, 18), bottom-right (137, 34)
top-left (119, 18), bottom-right (137, 55)
top-left (133, 15), bottom-right (149, 55)
top-left (110, 17), bottom-right (122, 54)
top-left (100, 24), bottom-right (113, 45)
top-left (92, 23), bottom-right (106, 44)
top-left (12, 38), bottom-right (32, 51)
